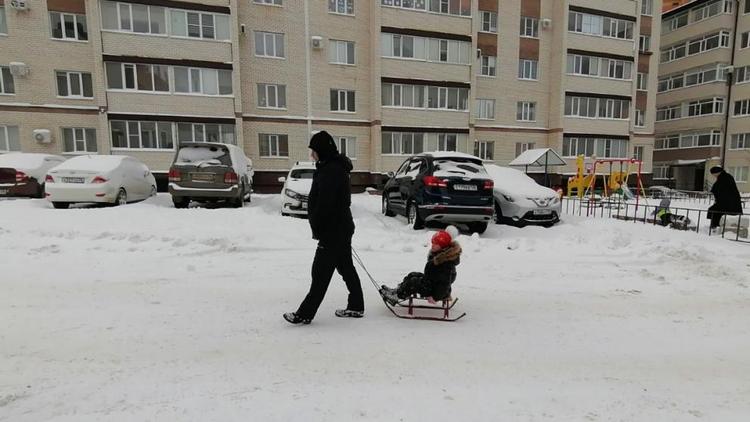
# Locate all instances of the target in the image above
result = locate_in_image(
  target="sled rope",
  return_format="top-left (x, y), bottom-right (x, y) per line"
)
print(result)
top-left (351, 247), bottom-right (381, 291)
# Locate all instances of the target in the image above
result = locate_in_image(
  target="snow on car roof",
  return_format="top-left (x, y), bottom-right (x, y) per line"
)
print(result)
top-left (485, 164), bottom-right (556, 197)
top-left (0, 153), bottom-right (64, 170)
top-left (52, 155), bottom-right (128, 172)
top-left (419, 151), bottom-right (482, 161)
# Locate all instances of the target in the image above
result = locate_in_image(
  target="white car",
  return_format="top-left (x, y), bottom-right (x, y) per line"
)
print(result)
top-left (485, 164), bottom-right (562, 227)
top-left (278, 161), bottom-right (316, 216)
top-left (0, 153), bottom-right (66, 198)
top-left (45, 155), bottom-right (156, 209)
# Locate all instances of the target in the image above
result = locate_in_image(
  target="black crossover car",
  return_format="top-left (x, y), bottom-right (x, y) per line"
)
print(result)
top-left (381, 152), bottom-right (495, 233)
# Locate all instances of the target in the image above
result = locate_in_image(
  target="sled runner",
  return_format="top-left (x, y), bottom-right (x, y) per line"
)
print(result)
top-left (382, 295), bottom-right (466, 322)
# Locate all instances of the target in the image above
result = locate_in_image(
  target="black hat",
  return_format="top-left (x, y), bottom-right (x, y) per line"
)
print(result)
top-left (308, 131), bottom-right (338, 160)
top-left (709, 166), bottom-right (723, 175)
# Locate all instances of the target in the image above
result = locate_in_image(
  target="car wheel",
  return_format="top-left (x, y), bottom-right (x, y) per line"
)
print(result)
top-left (115, 189), bottom-right (127, 206)
top-left (382, 195), bottom-right (395, 217)
top-left (494, 201), bottom-right (504, 225)
top-left (230, 195), bottom-right (243, 208)
top-left (52, 202), bottom-right (70, 209)
top-left (173, 197), bottom-right (190, 209)
top-left (469, 222), bottom-right (488, 234)
top-left (407, 200), bottom-right (424, 230)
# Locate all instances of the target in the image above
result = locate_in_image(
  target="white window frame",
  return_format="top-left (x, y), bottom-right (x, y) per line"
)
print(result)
top-left (0, 66), bottom-right (14, 95)
top-left (258, 133), bottom-right (288, 158)
top-left (734, 99), bottom-right (750, 116)
top-left (254, 0), bottom-right (282, 5)
top-left (730, 133), bottom-right (750, 149)
top-left (475, 99), bottom-right (495, 120)
top-left (62, 127), bottom-right (97, 153)
top-left (436, 133), bottom-right (459, 152)
top-left (520, 16), bottom-right (539, 38)
top-left (562, 137), bottom-right (629, 158)
top-left (474, 140), bottom-right (494, 161)
top-left (480, 11), bottom-right (498, 33)
top-left (515, 142), bottom-right (535, 157)
top-left (381, 132), bottom-right (425, 155)
top-left (639, 35), bottom-right (651, 52)
top-left (479, 55), bottom-right (497, 77)
top-left (329, 0), bottom-right (354, 15)
top-left (379, 0), bottom-right (471, 18)
top-left (173, 66), bottom-right (232, 96)
top-left (255, 31), bottom-right (285, 58)
top-left (635, 109), bottom-right (645, 127)
top-left (334, 135), bottom-right (357, 159)
top-left (518, 59), bottom-right (538, 80)
top-left (0, 7), bottom-right (7, 35)
top-left (50, 11), bottom-right (88, 41)
top-left (331, 88), bottom-right (356, 112)
top-left (0, 125), bottom-right (20, 152)
top-left (728, 166), bottom-right (749, 183)
top-left (641, 0), bottom-right (653, 16)
top-left (653, 165), bottom-right (671, 180)
top-left (257, 83), bottom-right (286, 109)
top-left (517, 101), bottom-right (536, 122)
top-left (329, 39), bottom-right (355, 65)
top-left (110, 120), bottom-right (176, 150)
top-left (637, 72), bottom-right (648, 91)
top-left (56, 71), bottom-right (93, 99)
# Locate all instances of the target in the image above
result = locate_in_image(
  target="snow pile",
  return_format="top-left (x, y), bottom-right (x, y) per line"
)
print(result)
top-left (0, 153), bottom-right (65, 180)
top-left (50, 155), bottom-right (125, 173)
top-left (175, 145), bottom-right (228, 166)
top-left (0, 194), bottom-right (749, 421)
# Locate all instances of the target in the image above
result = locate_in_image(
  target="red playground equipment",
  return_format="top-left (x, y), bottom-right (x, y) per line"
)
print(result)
top-left (568, 156), bottom-right (646, 211)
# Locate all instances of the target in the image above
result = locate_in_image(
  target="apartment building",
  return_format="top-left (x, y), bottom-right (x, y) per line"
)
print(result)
top-left (0, 0), bottom-right (657, 192)
top-left (656, 0), bottom-right (750, 193)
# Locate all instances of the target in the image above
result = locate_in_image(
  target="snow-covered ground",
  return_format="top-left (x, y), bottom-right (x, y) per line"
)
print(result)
top-left (1, 194), bottom-right (749, 421)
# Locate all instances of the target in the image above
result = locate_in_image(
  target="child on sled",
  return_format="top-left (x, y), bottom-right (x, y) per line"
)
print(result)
top-left (380, 226), bottom-right (462, 306)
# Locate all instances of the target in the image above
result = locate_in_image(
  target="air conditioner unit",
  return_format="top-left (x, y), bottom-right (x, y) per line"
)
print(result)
top-left (9, 62), bottom-right (29, 77)
top-left (311, 36), bottom-right (323, 49)
top-left (541, 18), bottom-right (552, 29)
top-left (9, 0), bottom-right (30, 11)
top-left (33, 129), bottom-right (52, 144)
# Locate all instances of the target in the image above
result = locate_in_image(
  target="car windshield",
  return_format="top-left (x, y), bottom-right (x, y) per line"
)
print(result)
top-left (433, 158), bottom-right (488, 179)
top-left (176, 145), bottom-right (231, 167)
top-left (290, 169), bottom-right (315, 179)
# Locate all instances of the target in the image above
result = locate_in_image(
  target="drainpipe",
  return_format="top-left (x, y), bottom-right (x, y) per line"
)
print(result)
top-left (721, 0), bottom-right (741, 168)
top-left (304, 0), bottom-right (313, 137)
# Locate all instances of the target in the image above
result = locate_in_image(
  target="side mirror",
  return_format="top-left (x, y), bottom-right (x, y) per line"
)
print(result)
top-left (387, 171), bottom-right (395, 178)
top-left (278, 176), bottom-right (287, 183)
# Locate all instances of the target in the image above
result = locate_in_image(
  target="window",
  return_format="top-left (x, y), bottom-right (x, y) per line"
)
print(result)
top-left (633, 146), bottom-right (644, 161)
top-left (481, 11), bottom-right (497, 33)
top-left (331, 89), bottom-right (355, 112)
top-left (662, 11), bottom-right (688, 33)
top-left (662, 31), bottom-right (730, 63)
top-left (520, 17), bottom-right (538, 38)
top-left (742, 31), bottom-right (750, 49)
top-left (692, 0), bottom-right (732, 22)
top-left (746, 0), bottom-right (750, 13)
top-left (110, 120), bottom-right (176, 149)
top-left (335, 136), bottom-right (357, 158)
top-left (380, 33), bottom-right (471, 64)
top-left (518, 59), bottom-right (538, 80)
top-left (565, 95), bottom-right (630, 119)
top-left (738, 66), bottom-right (750, 84)
top-left (566, 54), bottom-right (633, 80)
top-left (688, 97), bottom-right (724, 116)
top-left (0, 66), bottom-right (14, 94)
top-left (475, 99), bottom-right (495, 119)
top-left (635, 109), bottom-right (645, 127)
top-left (62, 128), bottom-right (97, 153)
top-left (734, 99), bottom-right (750, 116)
top-left (102, 2), bottom-right (229, 39)
top-left (381, 132), bottom-right (425, 155)
top-left (380, 0), bottom-right (471, 17)
top-left (255, 0), bottom-right (282, 5)
top-left (106, 62), bottom-right (172, 92)
top-left (480, 55), bottom-right (496, 76)
top-left (655, 131), bottom-right (720, 149)
top-left (517, 102), bottom-right (536, 121)
top-left (0, 7), bottom-right (7, 35)
top-left (178, 123), bottom-right (234, 144)
top-left (515, 142), bottom-right (535, 157)
top-left (562, 137), bottom-right (628, 158)
top-left (329, 0), bottom-right (354, 15)
top-left (658, 64), bottom-right (729, 92)
top-left (257, 83), bottom-right (286, 108)
top-left (0, 125), bottom-right (20, 152)
top-left (329, 40), bottom-right (355, 65)
top-left (656, 105), bottom-right (682, 121)
top-left (568, 11), bottom-right (634, 40)
top-left (174, 67), bottom-right (232, 95)
top-left (50, 12), bottom-right (88, 41)
top-left (639, 35), bottom-right (651, 52)
top-left (254, 31), bottom-right (285, 58)
top-left (728, 166), bottom-right (749, 183)
top-left (731, 133), bottom-right (750, 149)
top-left (474, 141), bottom-right (494, 160)
top-left (653, 165), bottom-right (671, 180)
top-left (637, 72), bottom-right (648, 91)
top-left (436, 133), bottom-right (458, 151)
top-left (641, 0), bottom-right (653, 15)
top-left (382, 83), bottom-right (467, 110)
top-left (56, 71), bottom-right (93, 98)
top-left (258, 133), bottom-right (289, 158)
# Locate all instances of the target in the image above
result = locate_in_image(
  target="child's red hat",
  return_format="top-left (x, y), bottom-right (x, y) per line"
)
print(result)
top-left (431, 230), bottom-right (452, 249)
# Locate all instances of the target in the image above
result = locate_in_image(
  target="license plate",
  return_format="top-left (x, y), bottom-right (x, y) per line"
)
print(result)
top-left (62, 177), bottom-right (85, 184)
top-left (533, 209), bottom-right (552, 215)
top-left (0, 189), bottom-right (7, 195)
top-left (453, 184), bottom-right (477, 191)
top-left (191, 173), bottom-right (214, 182)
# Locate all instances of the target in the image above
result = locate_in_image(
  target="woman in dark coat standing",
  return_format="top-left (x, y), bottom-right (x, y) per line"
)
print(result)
top-left (283, 131), bottom-right (364, 325)
top-left (708, 166), bottom-right (743, 229)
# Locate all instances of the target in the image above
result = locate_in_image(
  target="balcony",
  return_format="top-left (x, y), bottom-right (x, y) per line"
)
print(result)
top-left (106, 91), bottom-right (235, 117)
top-left (101, 31), bottom-right (232, 63)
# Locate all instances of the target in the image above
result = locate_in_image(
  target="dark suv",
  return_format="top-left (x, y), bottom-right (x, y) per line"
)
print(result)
top-left (381, 152), bottom-right (494, 233)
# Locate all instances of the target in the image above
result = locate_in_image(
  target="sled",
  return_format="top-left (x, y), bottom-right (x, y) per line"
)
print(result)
top-left (383, 295), bottom-right (466, 322)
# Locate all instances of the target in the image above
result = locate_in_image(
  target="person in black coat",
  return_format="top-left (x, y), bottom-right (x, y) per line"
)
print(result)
top-left (380, 227), bottom-right (462, 306)
top-left (283, 131), bottom-right (364, 325)
top-left (708, 166), bottom-right (743, 229)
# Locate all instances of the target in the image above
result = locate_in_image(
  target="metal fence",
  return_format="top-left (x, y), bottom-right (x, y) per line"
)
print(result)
top-left (562, 196), bottom-right (749, 244)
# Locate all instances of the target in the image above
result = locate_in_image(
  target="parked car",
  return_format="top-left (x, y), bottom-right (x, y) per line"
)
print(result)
top-left (168, 142), bottom-right (253, 208)
top-left (0, 153), bottom-right (66, 198)
top-left (485, 164), bottom-right (561, 227)
top-left (381, 152), bottom-right (494, 233)
top-left (279, 161), bottom-right (316, 216)
top-left (45, 155), bottom-right (156, 209)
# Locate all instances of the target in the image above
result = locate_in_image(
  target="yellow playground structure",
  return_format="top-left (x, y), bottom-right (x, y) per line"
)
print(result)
top-left (567, 155), bottom-right (646, 205)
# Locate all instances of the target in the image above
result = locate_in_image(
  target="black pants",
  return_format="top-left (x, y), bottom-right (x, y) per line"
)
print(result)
top-left (396, 272), bottom-right (430, 299)
top-left (708, 205), bottom-right (740, 229)
top-left (296, 241), bottom-right (364, 320)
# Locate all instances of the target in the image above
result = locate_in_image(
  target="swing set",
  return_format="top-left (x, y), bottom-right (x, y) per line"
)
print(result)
top-left (567, 155), bottom-right (647, 210)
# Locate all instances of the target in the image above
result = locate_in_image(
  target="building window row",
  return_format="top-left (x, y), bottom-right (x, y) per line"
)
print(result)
top-left (380, 0), bottom-right (472, 18)
top-left (656, 98), bottom-right (725, 121)
top-left (562, 136), bottom-right (629, 158)
top-left (657, 64), bottom-right (729, 92)
top-left (655, 130), bottom-right (721, 150)
top-left (382, 131), bottom-right (468, 155)
top-left (566, 54), bottom-right (633, 80)
top-left (0, 125), bottom-right (20, 152)
top-left (105, 62), bottom-right (232, 96)
top-left (662, 0), bottom-right (733, 34)
top-left (382, 83), bottom-right (469, 111)
top-left (564, 95), bottom-right (631, 120)
top-left (660, 31), bottom-right (731, 63)
top-left (101, 1), bottom-right (230, 41)
top-left (111, 120), bottom-right (235, 150)
top-left (568, 11), bottom-right (634, 40)
top-left (381, 33), bottom-right (472, 65)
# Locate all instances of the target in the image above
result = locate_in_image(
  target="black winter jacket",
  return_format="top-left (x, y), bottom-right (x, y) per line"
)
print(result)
top-left (423, 243), bottom-right (461, 300)
top-left (711, 171), bottom-right (743, 214)
top-left (308, 154), bottom-right (355, 245)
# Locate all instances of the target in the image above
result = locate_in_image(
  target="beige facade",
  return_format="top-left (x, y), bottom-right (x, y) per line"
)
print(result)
top-left (656, 0), bottom-right (750, 193)
top-left (0, 0), bottom-right (657, 192)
